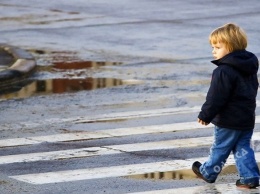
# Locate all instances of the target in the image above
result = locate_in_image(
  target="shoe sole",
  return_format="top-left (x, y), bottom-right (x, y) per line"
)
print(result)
top-left (236, 185), bottom-right (258, 189)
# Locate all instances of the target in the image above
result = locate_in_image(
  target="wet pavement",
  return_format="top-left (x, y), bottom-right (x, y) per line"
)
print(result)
top-left (1, 0), bottom-right (260, 193)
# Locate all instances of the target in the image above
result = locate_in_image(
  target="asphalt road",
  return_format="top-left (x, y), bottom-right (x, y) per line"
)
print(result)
top-left (0, 0), bottom-right (260, 193)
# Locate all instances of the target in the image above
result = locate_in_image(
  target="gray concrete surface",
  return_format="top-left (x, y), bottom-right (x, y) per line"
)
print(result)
top-left (0, 0), bottom-right (260, 193)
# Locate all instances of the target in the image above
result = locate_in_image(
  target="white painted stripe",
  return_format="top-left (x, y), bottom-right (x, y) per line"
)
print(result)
top-left (73, 106), bottom-right (201, 123)
top-left (0, 131), bottom-right (209, 164)
top-left (2, 131), bottom-right (260, 165)
top-left (17, 106), bottom-right (202, 129)
top-left (8, 152), bottom-right (260, 185)
top-left (2, 115), bottom-right (260, 148)
top-left (0, 121), bottom-right (212, 148)
top-left (104, 122), bottom-right (212, 136)
top-left (74, 100), bottom-right (260, 123)
top-left (106, 136), bottom-right (213, 152)
top-left (8, 158), bottom-right (206, 184)
top-left (127, 183), bottom-right (255, 194)
top-left (0, 147), bottom-right (121, 164)
top-left (16, 100), bottom-right (260, 128)
top-left (0, 135), bottom-right (213, 164)
top-left (27, 131), bottom-right (112, 143)
top-left (0, 138), bottom-right (42, 148)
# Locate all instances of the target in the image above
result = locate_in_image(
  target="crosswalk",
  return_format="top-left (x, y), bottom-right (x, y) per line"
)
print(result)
top-left (1, 105), bottom-right (260, 193)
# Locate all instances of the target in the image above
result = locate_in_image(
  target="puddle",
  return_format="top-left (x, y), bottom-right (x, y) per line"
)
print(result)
top-left (0, 60), bottom-right (125, 100)
top-left (126, 165), bottom-right (238, 181)
top-left (52, 60), bottom-right (122, 69)
top-left (127, 169), bottom-right (197, 180)
top-left (0, 77), bottom-right (123, 100)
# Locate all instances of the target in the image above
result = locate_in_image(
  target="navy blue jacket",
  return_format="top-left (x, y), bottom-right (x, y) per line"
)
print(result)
top-left (198, 50), bottom-right (259, 130)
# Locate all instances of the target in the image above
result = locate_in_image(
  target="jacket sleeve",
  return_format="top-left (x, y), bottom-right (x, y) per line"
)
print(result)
top-left (198, 66), bottom-right (234, 123)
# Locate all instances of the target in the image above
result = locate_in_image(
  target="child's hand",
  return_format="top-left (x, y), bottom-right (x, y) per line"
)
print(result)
top-left (198, 118), bottom-right (209, 126)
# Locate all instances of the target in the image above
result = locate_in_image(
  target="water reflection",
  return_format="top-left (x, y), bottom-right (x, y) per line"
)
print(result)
top-left (0, 60), bottom-right (124, 100)
top-left (127, 165), bottom-right (238, 181)
top-left (128, 169), bottom-right (197, 180)
top-left (53, 61), bottom-right (122, 69)
top-left (0, 78), bottom-right (123, 100)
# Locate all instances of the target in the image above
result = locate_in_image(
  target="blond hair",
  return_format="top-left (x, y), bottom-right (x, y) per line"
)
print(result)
top-left (209, 23), bottom-right (247, 52)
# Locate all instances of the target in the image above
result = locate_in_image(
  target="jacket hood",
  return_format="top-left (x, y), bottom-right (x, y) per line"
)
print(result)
top-left (211, 50), bottom-right (259, 75)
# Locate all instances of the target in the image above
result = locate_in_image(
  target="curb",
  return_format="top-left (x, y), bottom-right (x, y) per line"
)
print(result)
top-left (0, 44), bottom-right (36, 86)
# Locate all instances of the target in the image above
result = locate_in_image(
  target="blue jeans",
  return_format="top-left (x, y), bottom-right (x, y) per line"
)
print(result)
top-left (200, 126), bottom-right (260, 184)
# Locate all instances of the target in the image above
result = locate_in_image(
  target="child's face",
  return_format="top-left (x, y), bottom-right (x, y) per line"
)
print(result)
top-left (211, 42), bottom-right (230, 60)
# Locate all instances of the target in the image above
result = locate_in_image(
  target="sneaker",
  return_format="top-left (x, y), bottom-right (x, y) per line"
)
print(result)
top-left (192, 161), bottom-right (215, 183)
top-left (236, 179), bottom-right (259, 189)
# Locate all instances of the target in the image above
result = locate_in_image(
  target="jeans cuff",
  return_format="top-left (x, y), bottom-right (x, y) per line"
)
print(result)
top-left (240, 177), bottom-right (259, 184)
top-left (199, 166), bottom-right (217, 182)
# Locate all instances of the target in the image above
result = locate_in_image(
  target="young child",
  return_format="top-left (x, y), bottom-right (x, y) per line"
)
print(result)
top-left (192, 23), bottom-right (260, 189)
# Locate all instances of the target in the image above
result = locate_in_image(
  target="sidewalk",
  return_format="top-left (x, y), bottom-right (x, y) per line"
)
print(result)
top-left (0, 44), bottom-right (36, 92)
